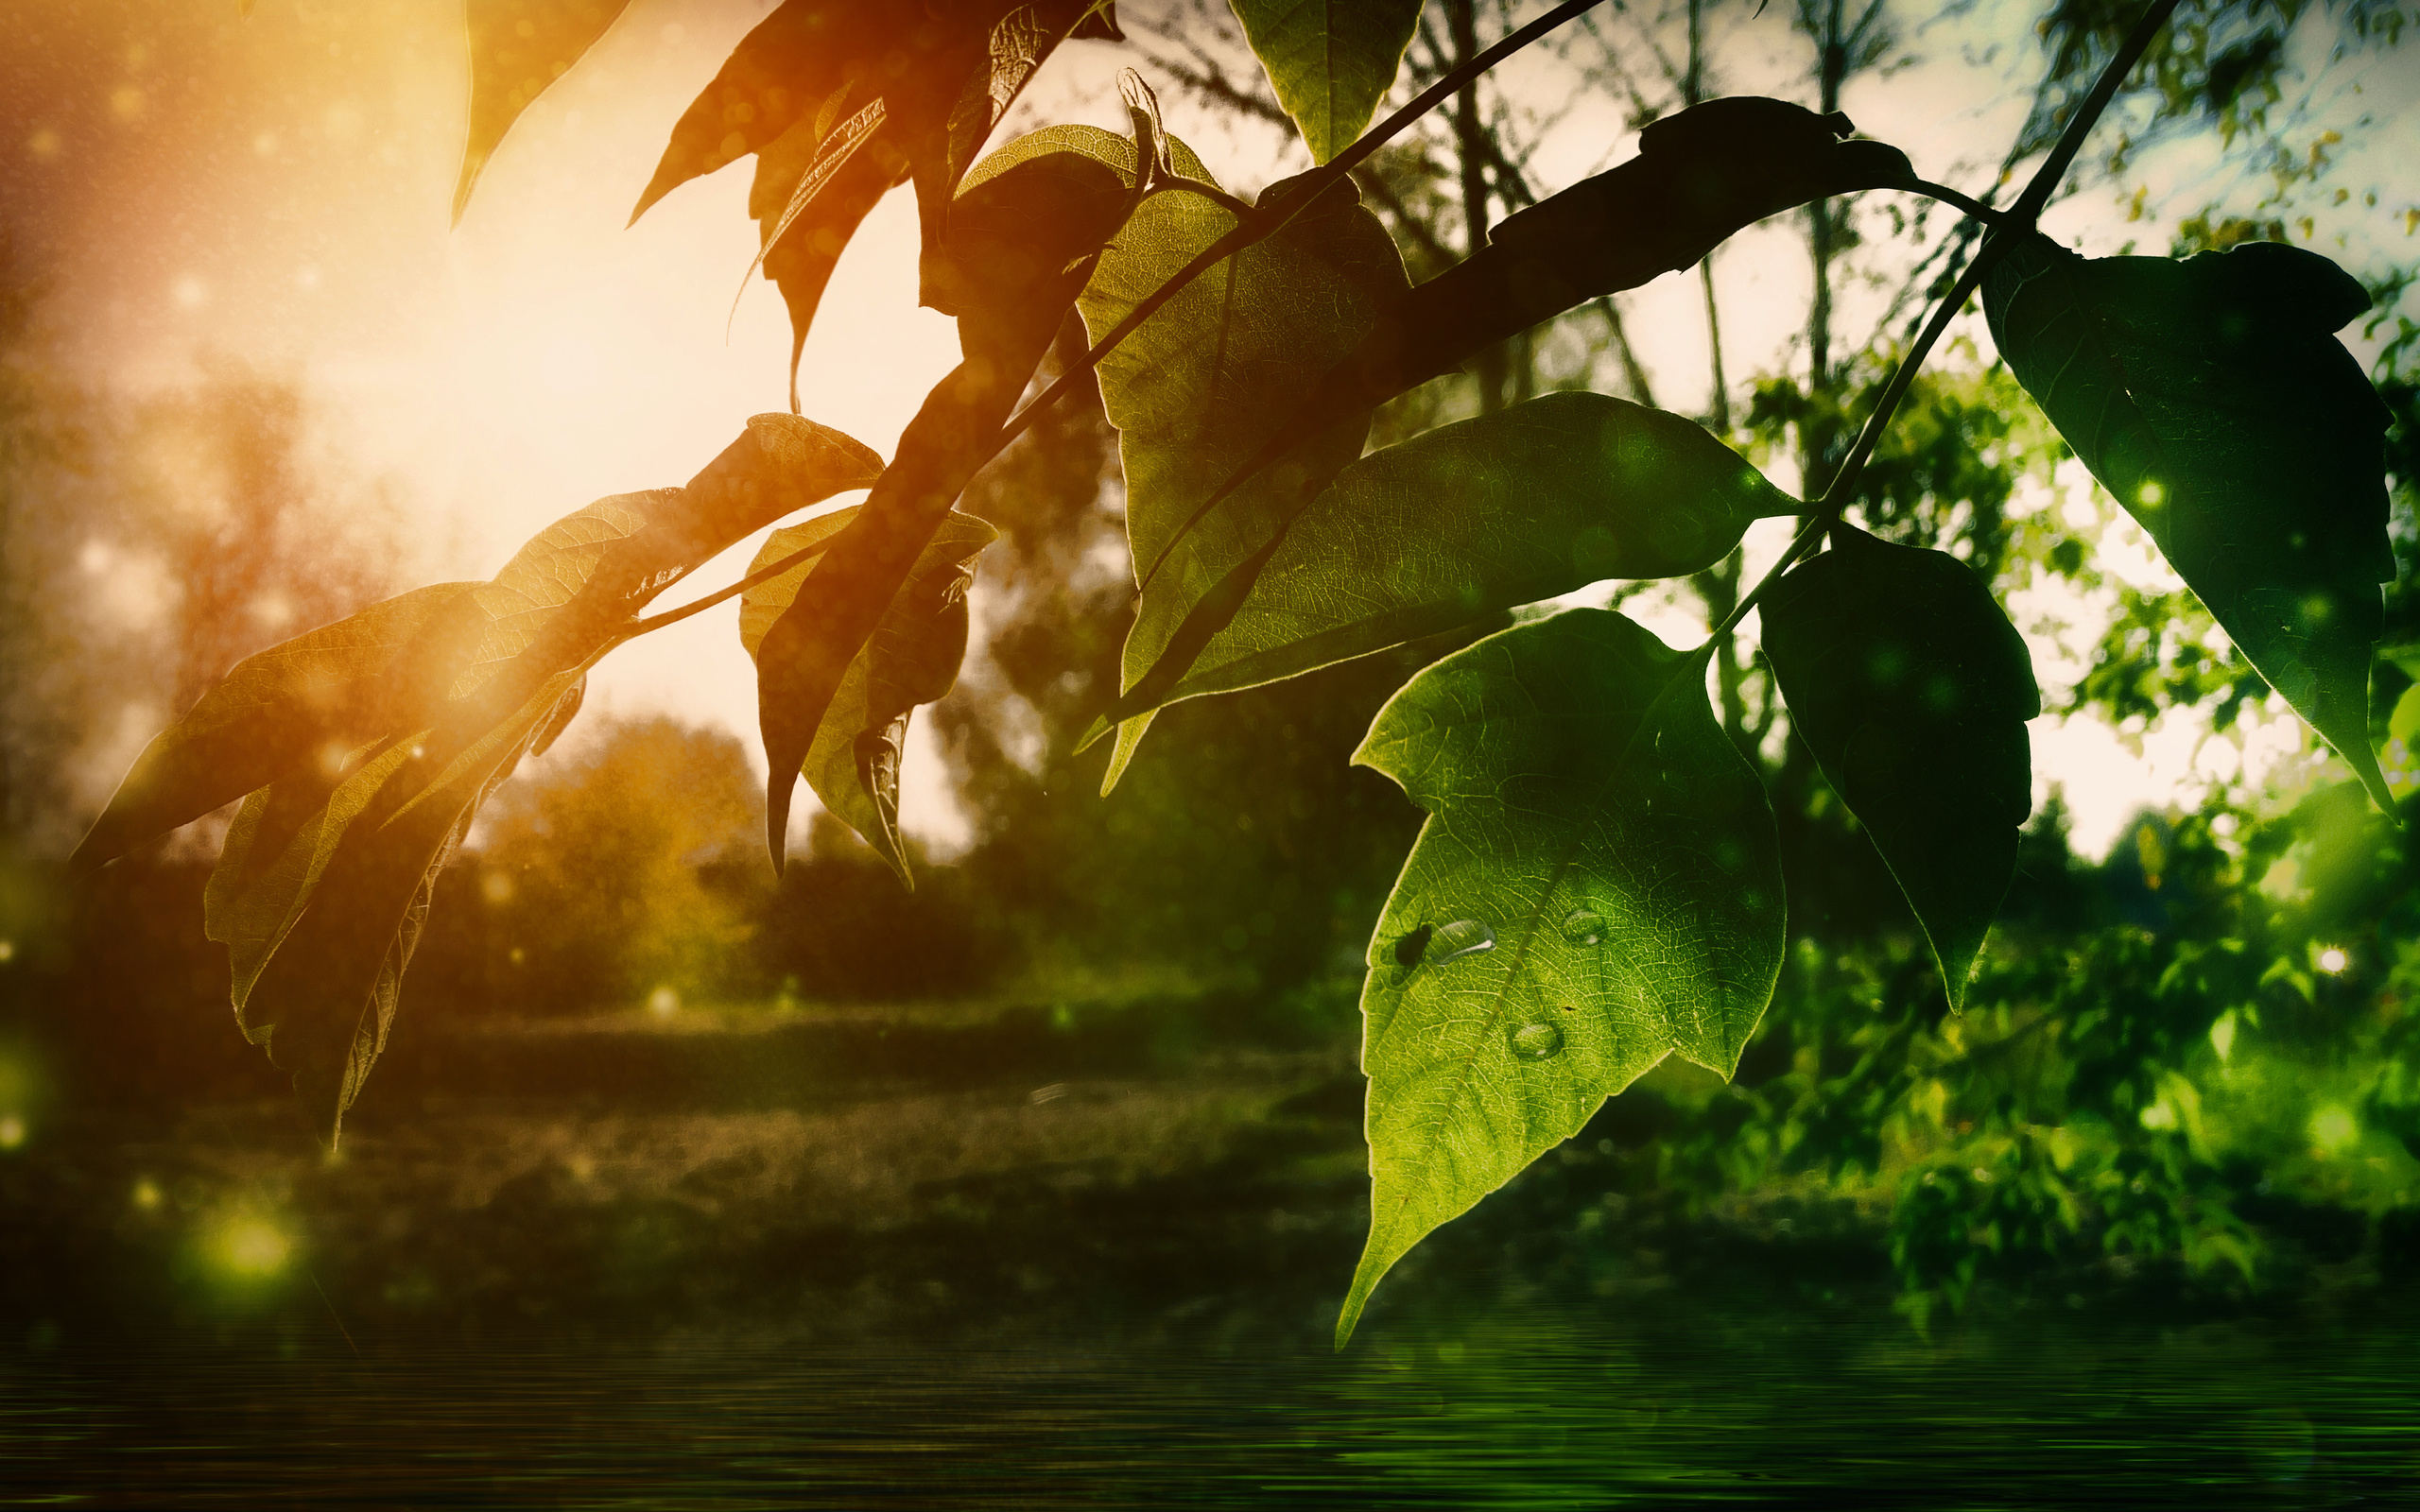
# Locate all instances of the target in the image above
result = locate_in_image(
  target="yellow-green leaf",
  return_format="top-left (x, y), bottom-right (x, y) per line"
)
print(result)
top-left (1339, 609), bottom-right (1784, 1345)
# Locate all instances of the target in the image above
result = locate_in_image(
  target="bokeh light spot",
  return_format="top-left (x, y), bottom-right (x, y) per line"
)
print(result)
top-left (0, 1114), bottom-right (26, 1150)
top-left (2317, 946), bottom-right (2348, 974)
top-left (27, 128), bottom-right (62, 160)
top-left (214, 1217), bottom-right (291, 1277)
top-left (132, 1178), bottom-right (162, 1210)
top-left (2309, 1105), bottom-right (2360, 1156)
top-left (648, 986), bottom-right (680, 1020)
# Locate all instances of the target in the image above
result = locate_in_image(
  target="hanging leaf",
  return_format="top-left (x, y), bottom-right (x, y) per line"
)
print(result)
top-left (1760, 523), bottom-right (2039, 1007)
top-left (1105, 390), bottom-right (1798, 722)
top-left (1982, 232), bottom-right (2395, 808)
top-left (89, 413), bottom-right (879, 1140)
top-left (1322, 98), bottom-right (1910, 410)
top-left (209, 670), bottom-right (583, 1140)
top-left (454, 0), bottom-right (635, 225)
top-left (753, 127), bottom-right (1142, 867)
top-left (1231, 0), bottom-right (1423, 164)
top-left (631, 0), bottom-right (1117, 397)
top-left (71, 582), bottom-right (482, 873)
top-left (742, 507), bottom-right (995, 884)
top-left (1338, 609), bottom-right (1785, 1346)
top-left (1076, 166), bottom-right (1410, 790)
top-left (1068, 99), bottom-right (1910, 731)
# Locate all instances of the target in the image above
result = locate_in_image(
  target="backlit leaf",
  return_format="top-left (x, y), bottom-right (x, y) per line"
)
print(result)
top-left (71, 582), bottom-right (479, 873)
top-left (754, 129), bottom-right (1140, 867)
top-left (454, 0), bottom-right (634, 225)
top-left (1231, 0), bottom-right (1423, 164)
top-left (742, 507), bottom-right (997, 884)
top-left (1339, 609), bottom-right (1785, 1345)
top-left (1983, 232), bottom-right (2394, 807)
top-left (115, 413), bottom-right (878, 1139)
top-left (210, 670), bottom-right (582, 1139)
top-left (1760, 523), bottom-right (2040, 1007)
top-left (1115, 390), bottom-right (1797, 720)
top-left (633, 0), bottom-right (1116, 398)
top-left (1077, 166), bottom-right (1410, 790)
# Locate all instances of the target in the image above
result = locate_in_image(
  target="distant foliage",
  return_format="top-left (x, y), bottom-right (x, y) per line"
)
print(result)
top-left (78, 0), bottom-right (2412, 1343)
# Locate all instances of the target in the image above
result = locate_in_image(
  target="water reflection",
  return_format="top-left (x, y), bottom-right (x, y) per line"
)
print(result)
top-left (6, 1303), bottom-right (2414, 1506)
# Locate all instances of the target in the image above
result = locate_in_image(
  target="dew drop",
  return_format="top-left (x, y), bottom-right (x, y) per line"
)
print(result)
top-left (1508, 1021), bottom-right (1565, 1060)
top-left (1561, 909), bottom-right (1605, 947)
top-left (1425, 919), bottom-right (1495, 964)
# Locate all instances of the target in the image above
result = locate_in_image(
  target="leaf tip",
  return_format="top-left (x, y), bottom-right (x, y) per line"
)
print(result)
top-left (767, 776), bottom-right (795, 877)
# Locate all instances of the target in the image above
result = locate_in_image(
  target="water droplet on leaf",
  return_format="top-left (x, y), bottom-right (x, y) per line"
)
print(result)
top-left (1561, 909), bottom-right (1605, 946)
top-left (1425, 919), bottom-right (1495, 963)
top-left (1508, 1021), bottom-right (1564, 1060)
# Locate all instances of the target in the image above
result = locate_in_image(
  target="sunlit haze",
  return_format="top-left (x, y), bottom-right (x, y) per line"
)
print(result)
top-left (6, 0), bottom-right (2415, 857)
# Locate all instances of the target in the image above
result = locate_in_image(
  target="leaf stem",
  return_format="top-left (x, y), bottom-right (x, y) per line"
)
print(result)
top-left (1692, 0), bottom-right (2180, 652)
top-left (615, 539), bottom-right (833, 642)
top-left (1904, 179), bottom-right (2006, 228)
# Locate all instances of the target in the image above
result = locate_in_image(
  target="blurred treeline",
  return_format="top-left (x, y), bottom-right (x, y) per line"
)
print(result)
top-left (3, 0), bottom-right (2420, 1321)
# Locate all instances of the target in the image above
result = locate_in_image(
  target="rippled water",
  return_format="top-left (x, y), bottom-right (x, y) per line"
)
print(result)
top-left (7, 1302), bottom-right (2415, 1507)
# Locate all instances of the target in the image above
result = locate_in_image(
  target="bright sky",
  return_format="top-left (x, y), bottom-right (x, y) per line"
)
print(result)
top-left (5, 0), bottom-right (2414, 860)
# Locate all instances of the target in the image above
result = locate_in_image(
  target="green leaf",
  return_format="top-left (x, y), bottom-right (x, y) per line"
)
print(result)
top-left (1339, 609), bottom-right (1785, 1345)
top-left (2383, 679), bottom-right (2420, 803)
top-left (1759, 523), bottom-right (2040, 1007)
top-left (1115, 390), bottom-right (1797, 719)
top-left (755, 129), bottom-right (1141, 867)
top-left (71, 582), bottom-right (481, 873)
top-left (1983, 232), bottom-right (2394, 808)
top-left (742, 507), bottom-right (996, 885)
top-left (453, 0), bottom-right (634, 225)
top-left (1078, 168), bottom-right (1410, 790)
top-left (1231, 0), bottom-right (1423, 164)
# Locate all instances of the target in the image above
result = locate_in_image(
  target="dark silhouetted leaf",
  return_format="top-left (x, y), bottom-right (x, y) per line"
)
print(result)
top-left (632, 0), bottom-right (1115, 399)
top-left (754, 128), bottom-right (1142, 867)
top-left (1076, 166), bottom-right (1409, 790)
top-left (1760, 523), bottom-right (2039, 1007)
top-left (454, 0), bottom-right (634, 225)
top-left (1111, 390), bottom-right (1797, 721)
top-left (1983, 232), bottom-right (2394, 807)
top-left (1339, 609), bottom-right (1785, 1345)
top-left (742, 507), bottom-right (996, 885)
top-left (1232, 0), bottom-right (1423, 164)
top-left (1340, 98), bottom-right (1902, 407)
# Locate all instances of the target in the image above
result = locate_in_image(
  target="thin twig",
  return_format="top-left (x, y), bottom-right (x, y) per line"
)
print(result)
top-left (615, 539), bottom-right (834, 641)
top-left (1695, 0), bottom-right (2183, 651)
top-left (1905, 178), bottom-right (2007, 228)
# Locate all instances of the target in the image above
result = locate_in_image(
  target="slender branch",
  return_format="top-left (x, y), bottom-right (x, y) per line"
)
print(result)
top-left (1694, 0), bottom-right (2182, 654)
top-left (978, 0), bottom-right (1610, 472)
top-left (615, 540), bottom-right (832, 641)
